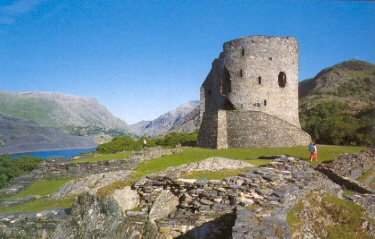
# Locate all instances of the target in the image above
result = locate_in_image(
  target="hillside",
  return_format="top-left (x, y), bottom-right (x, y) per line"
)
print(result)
top-left (0, 113), bottom-right (98, 154)
top-left (130, 100), bottom-right (199, 137)
top-left (0, 90), bottom-right (131, 138)
top-left (299, 60), bottom-right (375, 146)
top-left (299, 59), bottom-right (375, 110)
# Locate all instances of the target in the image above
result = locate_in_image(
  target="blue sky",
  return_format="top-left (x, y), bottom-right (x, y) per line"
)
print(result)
top-left (0, 0), bottom-right (374, 124)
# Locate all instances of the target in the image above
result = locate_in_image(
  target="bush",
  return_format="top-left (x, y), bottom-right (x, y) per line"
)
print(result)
top-left (0, 154), bottom-right (45, 189)
top-left (302, 101), bottom-right (374, 147)
top-left (94, 130), bottom-right (199, 154)
top-left (96, 136), bottom-right (142, 154)
top-left (155, 131), bottom-right (198, 147)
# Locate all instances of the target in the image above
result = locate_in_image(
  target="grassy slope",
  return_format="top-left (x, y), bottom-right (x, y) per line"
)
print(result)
top-left (0, 145), bottom-right (365, 213)
top-left (0, 92), bottom-right (60, 127)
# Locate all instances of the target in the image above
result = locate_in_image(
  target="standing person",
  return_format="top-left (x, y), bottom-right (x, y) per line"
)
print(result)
top-left (143, 138), bottom-right (147, 150)
top-left (309, 142), bottom-right (317, 161)
top-left (313, 143), bottom-right (318, 161)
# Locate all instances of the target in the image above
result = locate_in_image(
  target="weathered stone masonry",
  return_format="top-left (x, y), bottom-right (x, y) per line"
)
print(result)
top-left (0, 149), bottom-right (374, 238)
top-left (197, 35), bottom-right (311, 149)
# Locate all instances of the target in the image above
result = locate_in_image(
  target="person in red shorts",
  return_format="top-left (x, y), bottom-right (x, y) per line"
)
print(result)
top-left (309, 142), bottom-right (318, 161)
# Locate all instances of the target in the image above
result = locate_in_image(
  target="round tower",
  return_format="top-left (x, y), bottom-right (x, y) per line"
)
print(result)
top-left (197, 35), bottom-right (310, 149)
top-left (221, 35), bottom-right (300, 128)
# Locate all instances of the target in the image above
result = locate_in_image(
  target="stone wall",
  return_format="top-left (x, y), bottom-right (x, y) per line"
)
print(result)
top-left (197, 110), bottom-right (311, 149)
top-left (196, 111), bottom-right (219, 148)
top-left (0, 147), bottom-right (182, 197)
top-left (2, 149), bottom-right (374, 238)
top-left (51, 156), bottom-right (348, 239)
top-left (200, 35), bottom-right (300, 128)
top-left (314, 148), bottom-right (375, 194)
top-left (197, 35), bottom-right (310, 149)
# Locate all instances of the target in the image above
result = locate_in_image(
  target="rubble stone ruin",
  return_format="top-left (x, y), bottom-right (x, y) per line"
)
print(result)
top-left (197, 35), bottom-right (311, 148)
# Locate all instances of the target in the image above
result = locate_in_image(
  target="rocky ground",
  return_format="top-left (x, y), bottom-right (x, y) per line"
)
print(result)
top-left (0, 147), bottom-right (374, 238)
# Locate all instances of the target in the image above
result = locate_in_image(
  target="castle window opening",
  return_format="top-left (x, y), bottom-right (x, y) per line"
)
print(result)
top-left (221, 67), bottom-right (231, 95)
top-left (239, 69), bottom-right (243, 78)
top-left (241, 48), bottom-right (245, 56)
top-left (269, 57), bottom-right (272, 61)
top-left (221, 99), bottom-right (235, 110)
top-left (264, 100), bottom-right (267, 106)
top-left (207, 90), bottom-right (212, 96)
top-left (278, 72), bottom-right (287, 88)
top-left (258, 76), bottom-right (262, 84)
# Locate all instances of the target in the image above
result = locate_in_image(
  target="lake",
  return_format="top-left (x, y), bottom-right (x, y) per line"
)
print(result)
top-left (10, 148), bottom-right (96, 159)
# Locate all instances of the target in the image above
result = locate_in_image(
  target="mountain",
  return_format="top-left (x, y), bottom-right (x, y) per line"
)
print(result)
top-left (0, 90), bottom-right (131, 138)
top-left (299, 59), bottom-right (375, 110)
top-left (167, 105), bottom-right (201, 134)
top-left (298, 59), bottom-right (375, 146)
top-left (130, 101), bottom-right (200, 137)
top-left (0, 113), bottom-right (98, 154)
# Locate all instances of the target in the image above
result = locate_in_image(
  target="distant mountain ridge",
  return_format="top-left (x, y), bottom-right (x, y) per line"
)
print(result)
top-left (130, 101), bottom-right (200, 137)
top-left (0, 113), bottom-right (98, 154)
top-left (0, 90), bottom-right (131, 136)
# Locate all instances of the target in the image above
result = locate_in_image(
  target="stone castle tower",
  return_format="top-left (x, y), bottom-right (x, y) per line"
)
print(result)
top-left (196, 35), bottom-right (311, 149)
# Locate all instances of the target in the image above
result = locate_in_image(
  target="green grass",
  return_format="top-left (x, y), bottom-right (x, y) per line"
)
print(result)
top-left (68, 152), bottom-right (133, 163)
top-left (287, 192), bottom-right (375, 239)
top-left (134, 145), bottom-right (365, 173)
top-left (358, 162), bottom-right (375, 181)
top-left (0, 179), bottom-right (75, 213)
top-left (0, 196), bottom-right (75, 213)
top-left (1, 145), bottom-right (365, 213)
top-left (0, 178), bottom-right (72, 201)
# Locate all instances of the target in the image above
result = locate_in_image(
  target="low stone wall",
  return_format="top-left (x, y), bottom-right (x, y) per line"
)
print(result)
top-left (51, 156), bottom-right (344, 239)
top-left (2, 149), bottom-right (374, 238)
top-left (0, 208), bottom-right (68, 239)
top-left (0, 147), bottom-right (182, 197)
top-left (314, 148), bottom-right (375, 194)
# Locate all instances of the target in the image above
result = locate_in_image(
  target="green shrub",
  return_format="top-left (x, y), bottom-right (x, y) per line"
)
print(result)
top-left (96, 136), bottom-right (141, 153)
top-left (0, 154), bottom-right (45, 189)
top-left (301, 101), bottom-right (374, 146)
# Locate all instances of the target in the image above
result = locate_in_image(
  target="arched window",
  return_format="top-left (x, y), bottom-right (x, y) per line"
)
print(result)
top-left (221, 66), bottom-right (231, 95)
top-left (278, 72), bottom-right (287, 88)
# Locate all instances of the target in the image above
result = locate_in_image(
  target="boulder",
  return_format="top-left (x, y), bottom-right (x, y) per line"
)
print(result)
top-left (149, 190), bottom-right (179, 222)
top-left (112, 186), bottom-right (140, 212)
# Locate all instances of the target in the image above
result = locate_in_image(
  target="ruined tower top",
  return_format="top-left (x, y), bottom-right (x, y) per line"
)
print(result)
top-left (200, 35), bottom-right (300, 128)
